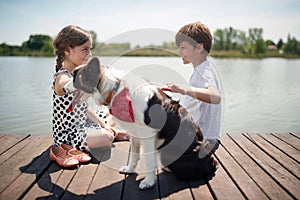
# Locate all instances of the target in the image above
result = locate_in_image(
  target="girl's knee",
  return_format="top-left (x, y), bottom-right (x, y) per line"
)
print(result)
top-left (105, 130), bottom-right (115, 143)
top-left (86, 129), bottom-right (114, 149)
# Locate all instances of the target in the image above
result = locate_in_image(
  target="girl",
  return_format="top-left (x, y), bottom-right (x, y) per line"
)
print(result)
top-left (50, 25), bottom-right (127, 167)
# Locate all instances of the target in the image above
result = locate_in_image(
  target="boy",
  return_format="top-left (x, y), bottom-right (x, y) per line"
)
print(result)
top-left (167, 21), bottom-right (222, 157)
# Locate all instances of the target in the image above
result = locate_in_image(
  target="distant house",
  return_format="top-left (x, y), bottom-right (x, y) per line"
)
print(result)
top-left (267, 45), bottom-right (277, 50)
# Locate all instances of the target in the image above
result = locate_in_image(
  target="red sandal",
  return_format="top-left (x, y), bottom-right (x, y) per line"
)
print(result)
top-left (50, 145), bottom-right (79, 168)
top-left (60, 144), bottom-right (91, 163)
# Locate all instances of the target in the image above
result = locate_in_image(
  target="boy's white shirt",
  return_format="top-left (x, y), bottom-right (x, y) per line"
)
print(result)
top-left (183, 60), bottom-right (222, 139)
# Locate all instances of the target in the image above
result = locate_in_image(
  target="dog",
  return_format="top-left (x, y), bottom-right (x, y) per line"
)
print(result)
top-left (68, 57), bottom-right (217, 189)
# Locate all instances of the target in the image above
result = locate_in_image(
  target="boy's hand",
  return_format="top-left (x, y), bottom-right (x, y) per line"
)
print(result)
top-left (167, 82), bottom-right (186, 95)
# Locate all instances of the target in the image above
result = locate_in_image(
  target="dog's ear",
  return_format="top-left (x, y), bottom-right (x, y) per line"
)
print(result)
top-left (74, 57), bottom-right (101, 93)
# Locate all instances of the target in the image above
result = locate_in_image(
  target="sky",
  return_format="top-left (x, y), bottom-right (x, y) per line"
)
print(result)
top-left (1, 0), bottom-right (300, 47)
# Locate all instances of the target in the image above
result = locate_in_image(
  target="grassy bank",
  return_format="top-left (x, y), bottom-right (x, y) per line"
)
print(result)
top-left (93, 48), bottom-right (300, 59)
top-left (1, 48), bottom-right (299, 59)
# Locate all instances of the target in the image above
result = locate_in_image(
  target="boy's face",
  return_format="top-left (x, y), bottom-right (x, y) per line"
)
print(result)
top-left (177, 41), bottom-right (200, 65)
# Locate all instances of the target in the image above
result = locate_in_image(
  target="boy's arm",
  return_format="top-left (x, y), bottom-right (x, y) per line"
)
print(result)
top-left (186, 86), bottom-right (221, 104)
top-left (167, 83), bottom-right (221, 104)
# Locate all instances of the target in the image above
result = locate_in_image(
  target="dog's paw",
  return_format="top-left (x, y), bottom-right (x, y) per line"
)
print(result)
top-left (119, 165), bottom-right (135, 174)
top-left (139, 176), bottom-right (157, 190)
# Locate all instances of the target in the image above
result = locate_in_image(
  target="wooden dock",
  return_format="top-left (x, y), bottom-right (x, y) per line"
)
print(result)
top-left (0, 133), bottom-right (299, 200)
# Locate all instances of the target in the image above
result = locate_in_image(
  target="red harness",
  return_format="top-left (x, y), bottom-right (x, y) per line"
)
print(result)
top-left (109, 88), bottom-right (135, 123)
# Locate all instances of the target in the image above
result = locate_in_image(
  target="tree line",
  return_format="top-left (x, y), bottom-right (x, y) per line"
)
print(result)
top-left (212, 27), bottom-right (299, 57)
top-left (0, 27), bottom-right (299, 58)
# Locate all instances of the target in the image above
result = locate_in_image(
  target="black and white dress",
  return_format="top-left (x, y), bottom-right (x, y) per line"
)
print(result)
top-left (52, 68), bottom-right (107, 152)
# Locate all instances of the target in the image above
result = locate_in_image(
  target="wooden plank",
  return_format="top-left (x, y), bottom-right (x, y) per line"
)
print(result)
top-left (122, 172), bottom-right (160, 200)
top-left (49, 167), bottom-right (79, 199)
top-left (158, 169), bottom-right (193, 200)
top-left (229, 133), bottom-right (298, 199)
top-left (189, 179), bottom-right (213, 200)
top-left (223, 133), bottom-right (292, 199)
top-left (61, 164), bottom-right (98, 200)
top-left (1, 150), bottom-right (50, 199)
top-left (214, 137), bottom-right (269, 199)
top-left (0, 135), bottom-right (52, 195)
top-left (0, 135), bottom-right (6, 139)
top-left (0, 142), bottom-right (52, 200)
top-left (85, 142), bottom-right (129, 200)
top-left (238, 133), bottom-right (300, 198)
top-left (121, 141), bottom-right (161, 199)
top-left (245, 133), bottom-right (300, 179)
top-left (0, 138), bottom-right (34, 179)
top-left (1, 133), bottom-right (298, 199)
top-left (85, 162), bottom-right (125, 200)
top-left (22, 163), bottom-right (63, 200)
top-left (207, 156), bottom-right (245, 199)
top-left (271, 133), bottom-right (300, 150)
top-left (259, 133), bottom-right (300, 163)
top-left (290, 132), bottom-right (300, 139)
top-left (89, 141), bottom-right (131, 176)
top-left (0, 134), bottom-right (32, 165)
top-left (0, 134), bottom-right (30, 155)
top-left (0, 135), bottom-right (51, 178)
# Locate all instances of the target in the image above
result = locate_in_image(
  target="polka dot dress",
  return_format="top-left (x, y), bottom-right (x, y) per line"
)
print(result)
top-left (52, 68), bottom-right (106, 152)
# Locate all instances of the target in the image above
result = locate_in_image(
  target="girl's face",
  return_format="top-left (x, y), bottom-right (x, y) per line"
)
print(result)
top-left (65, 40), bottom-right (93, 68)
top-left (177, 41), bottom-right (202, 67)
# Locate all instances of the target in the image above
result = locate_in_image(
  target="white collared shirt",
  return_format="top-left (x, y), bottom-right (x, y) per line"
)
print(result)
top-left (184, 60), bottom-right (222, 139)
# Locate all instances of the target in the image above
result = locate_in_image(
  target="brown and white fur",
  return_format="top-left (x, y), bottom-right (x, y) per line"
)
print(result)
top-left (71, 57), bottom-right (216, 189)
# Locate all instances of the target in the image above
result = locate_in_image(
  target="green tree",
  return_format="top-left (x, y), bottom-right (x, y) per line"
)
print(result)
top-left (235, 30), bottom-right (247, 50)
top-left (244, 28), bottom-right (265, 57)
top-left (277, 39), bottom-right (283, 49)
top-left (213, 29), bottom-right (225, 50)
top-left (213, 27), bottom-right (247, 51)
top-left (254, 38), bottom-right (266, 56)
top-left (0, 43), bottom-right (23, 56)
top-left (248, 28), bottom-right (263, 42)
top-left (283, 34), bottom-right (300, 55)
top-left (162, 41), bottom-right (177, 49)
top-left (90, 30), bottom-right (98, 49)
top-left (22, 34), bottom-right (52, 52)
top-left (224, 27), bottom-right (237, 50)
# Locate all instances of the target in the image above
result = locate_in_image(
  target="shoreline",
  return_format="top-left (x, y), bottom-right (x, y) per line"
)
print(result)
top-left (1, 50), bottom-right (299, 59)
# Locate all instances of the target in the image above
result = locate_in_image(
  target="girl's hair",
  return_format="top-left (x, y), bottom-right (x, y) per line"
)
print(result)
top-left (53, 25), bottom-right (92, 72)
top-left (175, 21), bottom-right (212, 53)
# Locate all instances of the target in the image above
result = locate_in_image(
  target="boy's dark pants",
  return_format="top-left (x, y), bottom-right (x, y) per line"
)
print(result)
top-left (161, 138), bottom-right (220, 180)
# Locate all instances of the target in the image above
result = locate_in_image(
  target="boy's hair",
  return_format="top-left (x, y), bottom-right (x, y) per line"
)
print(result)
top-left (175, 22), bottom-right (212, 53)
top-left (53, 25), bottom-right (92, 72)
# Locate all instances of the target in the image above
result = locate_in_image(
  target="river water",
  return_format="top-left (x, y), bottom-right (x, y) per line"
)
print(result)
top-left (0, 56), bottom-right (299, 135)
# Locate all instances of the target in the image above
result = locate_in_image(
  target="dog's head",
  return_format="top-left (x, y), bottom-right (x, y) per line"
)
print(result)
top-left (63, 57), bottom-right (106, 107)
top-left (61, 57), bottom-right (103, 111)
top-left (70, 56), bottom-right (122, 106)
top-left (73, 57), bottom-right (101, 94)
